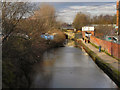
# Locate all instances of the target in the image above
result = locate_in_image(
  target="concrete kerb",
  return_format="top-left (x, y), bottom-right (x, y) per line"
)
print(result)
top-left (75, 39), bottom-right (120, 88)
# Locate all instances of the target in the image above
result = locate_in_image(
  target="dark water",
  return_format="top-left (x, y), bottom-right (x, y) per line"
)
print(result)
top-left (30, 40), bottom-right (117, 88)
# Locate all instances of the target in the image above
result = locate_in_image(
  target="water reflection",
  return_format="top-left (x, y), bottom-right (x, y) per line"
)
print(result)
top-left (30, 49), bottom-right (57, 88)
top-left (66, 40), bottom-right (75, 47)
top-left (30, 40), bottom-right (117, 88)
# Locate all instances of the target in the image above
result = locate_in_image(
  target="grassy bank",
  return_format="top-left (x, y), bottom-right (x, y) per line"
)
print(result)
top-left (90, 42), bottom-right (120, 61)
top-left (76, 39), bottom-right (120, 88)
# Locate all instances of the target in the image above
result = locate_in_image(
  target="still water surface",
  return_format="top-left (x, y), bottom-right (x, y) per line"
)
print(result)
top-left (30, 40), bottom-right (117, 88)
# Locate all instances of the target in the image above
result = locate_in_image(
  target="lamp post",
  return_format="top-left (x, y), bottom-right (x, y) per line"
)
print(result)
top-left (117, 0), bottom-right (120, 42)
top-left (116, 0), bottom-right (120, 59)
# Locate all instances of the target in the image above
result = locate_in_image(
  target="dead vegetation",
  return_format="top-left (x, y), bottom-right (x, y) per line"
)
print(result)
top-left (2, 2), bottom-right (65, 88)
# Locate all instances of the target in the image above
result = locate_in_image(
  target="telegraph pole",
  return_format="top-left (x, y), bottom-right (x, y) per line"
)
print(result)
top-left (117, 0), bottom-right (120, 41)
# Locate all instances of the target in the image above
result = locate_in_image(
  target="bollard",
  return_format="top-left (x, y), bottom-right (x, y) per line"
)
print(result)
top-left (88, 40), bottom-right (89, 43)
top-left (82, 38), bottom-right (84, 41)
top-left (99, 45), bottom-right (101, 52)
top-left (85, 39), bottom-right (86, 43)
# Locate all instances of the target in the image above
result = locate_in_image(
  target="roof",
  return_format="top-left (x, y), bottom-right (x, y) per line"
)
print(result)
top-left (82, 26), bottom-right (94, 31)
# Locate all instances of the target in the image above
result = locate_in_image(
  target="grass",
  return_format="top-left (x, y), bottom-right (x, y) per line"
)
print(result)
top-left (90, 42), bottom-right (120, 61)
top-left (90, 42), bottom-right (99, 49)
top-left (77, 39), bottom-right (120, 87)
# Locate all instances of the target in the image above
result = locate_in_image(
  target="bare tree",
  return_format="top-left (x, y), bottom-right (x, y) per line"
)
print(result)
top-left (18, 4), bottom-right (57, 41)
top-left (34, 4), bottom-right (56, 28)
top-left (2, 2), bottom-right (33, 42)
top-left (73, 12), bottom-right (90, 30)
top-left (95, 25), bottom-right (115, 39)
top-left (91, 14), bottom-right (116, 24)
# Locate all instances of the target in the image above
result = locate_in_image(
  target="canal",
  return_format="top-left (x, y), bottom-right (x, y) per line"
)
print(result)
top-left (30, 40), bottom-right (117, 88)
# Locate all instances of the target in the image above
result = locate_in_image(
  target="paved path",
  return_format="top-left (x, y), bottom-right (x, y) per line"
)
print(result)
top-left (80, 39), bottom-right (120, 71)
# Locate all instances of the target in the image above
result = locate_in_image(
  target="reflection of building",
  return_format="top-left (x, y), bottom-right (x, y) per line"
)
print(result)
top-left (82, 26), bottom-right (95, 38)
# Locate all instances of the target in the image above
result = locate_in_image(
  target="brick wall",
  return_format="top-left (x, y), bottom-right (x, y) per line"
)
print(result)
top-left (117, 44), bottom-right (120, 58)
top-left (82, 32), bottom-right (85, 38)
top-left (82, 31), bottom-right (94, 38)
top-left (90, 36), bottom-right (120, 59)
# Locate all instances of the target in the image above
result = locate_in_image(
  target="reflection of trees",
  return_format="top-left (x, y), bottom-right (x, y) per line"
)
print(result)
top-left (30, 49), bottom-right (56, 88)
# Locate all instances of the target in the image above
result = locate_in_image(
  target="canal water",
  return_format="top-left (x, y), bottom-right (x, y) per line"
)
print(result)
top-left (30, 40), bottom-right (117, 88)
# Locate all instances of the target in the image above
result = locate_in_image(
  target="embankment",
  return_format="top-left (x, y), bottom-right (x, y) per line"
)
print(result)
top-left (75, 39), bottom-right (120, 88)
top-left (2, 30), bottom-right (66, 88)
top-left (90, 36), bottom-right (120, 60)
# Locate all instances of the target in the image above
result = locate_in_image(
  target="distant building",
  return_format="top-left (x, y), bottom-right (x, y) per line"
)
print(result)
top-left (105, 36), bottom-right (119, 43)
top-left (82, 26), bottom-right (95, 38)
top-left (61, 26), bottom-right (76, 32)
top-left (91, 24), bottom-right (116, 27)
top-left (104, 0), bottom-right (120, 44)
top-left (61, 26), bottom-right (74, 30)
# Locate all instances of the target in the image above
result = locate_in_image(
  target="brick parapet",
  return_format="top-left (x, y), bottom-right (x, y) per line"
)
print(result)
top-left (90, 36), bottom-right (120, 59)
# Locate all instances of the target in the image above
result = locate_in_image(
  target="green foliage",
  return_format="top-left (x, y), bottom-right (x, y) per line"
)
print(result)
top-left (90, 42), bottom-right (120, 61)
top-left (90, 42), bottom-right (99, 49)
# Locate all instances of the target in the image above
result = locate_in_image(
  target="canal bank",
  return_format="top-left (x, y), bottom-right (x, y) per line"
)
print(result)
top-left (2, 30), bottom-right (66, 88)
top-left (75, 39), bottom-right (120, 87)
top-left (30, 40), bottom-right (117, 88)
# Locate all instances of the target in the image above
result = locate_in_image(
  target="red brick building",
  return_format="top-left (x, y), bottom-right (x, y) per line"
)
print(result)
top-left (82, 26), bottom-right (95, 38)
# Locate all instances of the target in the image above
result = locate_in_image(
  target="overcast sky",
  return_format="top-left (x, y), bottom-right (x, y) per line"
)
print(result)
top-left (2, 0), bottom-right (116, 24)
top-left (54, 2), bottom-right (116, 23)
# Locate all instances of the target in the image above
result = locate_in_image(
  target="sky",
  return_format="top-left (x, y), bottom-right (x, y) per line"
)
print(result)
top-left (2, 0), bottom-right (117, 24)
top-left (48, 2), bottom-right (116, 24)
